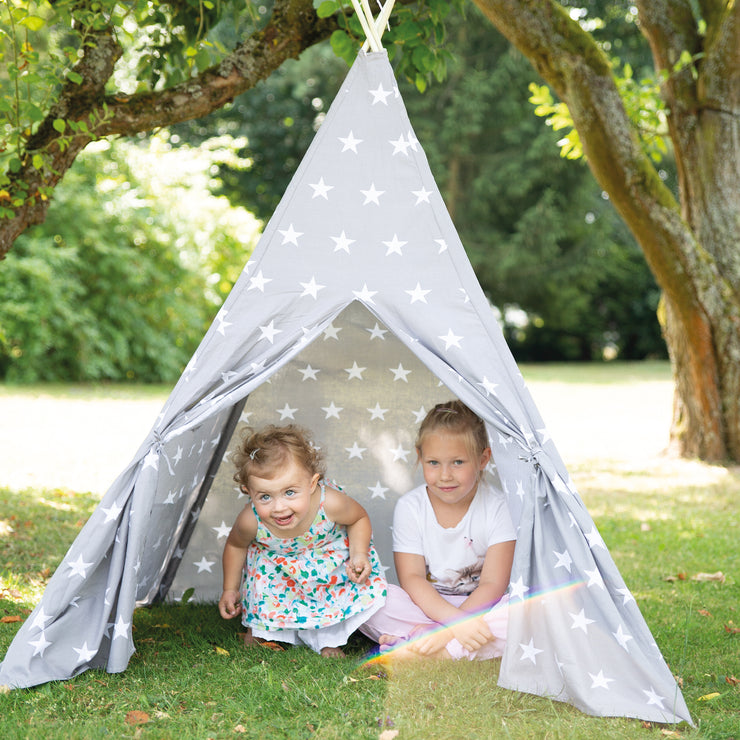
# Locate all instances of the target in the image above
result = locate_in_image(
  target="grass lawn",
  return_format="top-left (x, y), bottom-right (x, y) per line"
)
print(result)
top-left (1, 364), bottom-right (739, 738)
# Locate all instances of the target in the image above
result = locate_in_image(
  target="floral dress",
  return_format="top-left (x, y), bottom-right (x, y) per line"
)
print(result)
top-left (241, 482), bottom-right (386, 632)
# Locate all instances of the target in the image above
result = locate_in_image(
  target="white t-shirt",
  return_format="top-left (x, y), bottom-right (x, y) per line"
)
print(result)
top-left (392, 478), bottom-right (516, 595)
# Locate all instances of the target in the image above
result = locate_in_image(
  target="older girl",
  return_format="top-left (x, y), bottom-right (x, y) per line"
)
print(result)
top-left (361, 400), bottom-right (515, 659)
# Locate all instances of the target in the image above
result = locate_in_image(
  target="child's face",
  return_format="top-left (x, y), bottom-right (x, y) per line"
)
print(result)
top-left (418, 431), bottom-right (491, 510)
top-left (246, 456), bottom-right (320, 537)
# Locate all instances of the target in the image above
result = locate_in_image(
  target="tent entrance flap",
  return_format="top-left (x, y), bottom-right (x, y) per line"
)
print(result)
top-left (167, 301), bottom-right (455, 601)
top-left (151, 396), bottom-right (247, 604)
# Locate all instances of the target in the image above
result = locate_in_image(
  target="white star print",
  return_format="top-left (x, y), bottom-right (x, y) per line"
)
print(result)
top-left (407, 129), bottom-right (419, 150)
top-left (439, 329), bottom-right (463, 350)
top-left (331, 230), bottom-right (355, 253)
top-left (279, 224), bottom-right (302, 246)
top-left (361, 183), bottom-right (384, 205)
top-left (367, 403), bottom-right (389, 420)
top-left (300, 276), bottom-right (325, 299)
top-left (508, 575), bottom-right (529, 601)
top-left (390, 444), bottom-right (411, 462)
top-left (339, 130), bottom-right (363, 152)
top-left (412, 406), bottom-right (427, 424)
top-left (613, 624), bottom-right (633, 651)
top-left (406, 283), bottom-right (430, 303)
top-left (248, 270), bottom-right (271, 292)
top-left (216, 311), bottom-right (232, 335)
top-left (73, 641), bottom-right (96, 665)
top-left (277, 403), bottom-right (297, 420)
top-left (569, 608), bottom-right (596, 633)
top-left (309, 177), bottom-right (333, 199)
top-left (616, 587), bottom-right (636, 605)
top-left (30, 608), bottom-right (53, 632)
top-left (366, 323), bottom-right (388, 340)
top-left (299, 364), bottom-right (320, 380)
top-left (345, 361), bottom-right (366, 380)
top-left (585, 526), bottom-right (607, 550)
top-left (323, 323), bottom-right (342, 340)
top-left (389, 134), bottom-right (411, 155)
top-left (113, 615), bottom-right (130, 640)
top-left (194, 557), bottom-right (215, 573)
top-left (479, 377), bottom-right (499, 396)
top-left (172, 446), bottom-right (183, 465)
top-left (322, 402), bottom-right (343, 419)
top-left (435, 238), bottom-right (447, 252)
top-left (643, 686), bottom-right (666, 709)
top-left (584, 567), bottom-right (605, 589)
top-left (519, 638), bottom-right (544, 664)
top-left (390, 363), bottom-right (411, 382)
top-left (589, 670), bottom-right (615, 689)
top-left (101, 501), bottom-right (123, 523)
top-left (368, 481), bottom-right (389, 499)
top-left (258, 320), bottom-right (281, 343)
top-left (142, 448), bottom-right (159, 471)
top-left (383, 234), bottom-right (406, 256)
top-left (412, 187), bottom-right (432, 204)
top-left (369, 83), bottom-right (392, 105)
top-left (30, 631), bottom-right (53, 657)
top-left (353, 284), bottom-right (377, 304)
top-left (345, 442), bottom-right (366, 460)
top-left (553, 549), bottom-right (573, 573)
top-left (67, 553), bottom-right (94, 580)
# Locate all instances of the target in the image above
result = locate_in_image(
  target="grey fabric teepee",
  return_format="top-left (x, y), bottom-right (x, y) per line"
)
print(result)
top-left (0, 39), bottom-right (691, 725)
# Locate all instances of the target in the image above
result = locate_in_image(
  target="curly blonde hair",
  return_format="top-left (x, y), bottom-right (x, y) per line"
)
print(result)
top-left (232, 424), bottom-right (326, 489)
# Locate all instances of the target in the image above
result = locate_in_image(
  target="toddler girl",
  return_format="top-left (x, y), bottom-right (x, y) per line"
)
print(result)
top-left (361, 400), bottom-right (516, 659)
top-left (218, 424), bottom-right (386, 657)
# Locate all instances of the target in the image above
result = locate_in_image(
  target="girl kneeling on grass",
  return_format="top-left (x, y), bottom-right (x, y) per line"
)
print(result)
top-left (218, 424), bottom-right (387, 657)
top-left (360, 400), bottom-right (516, 659)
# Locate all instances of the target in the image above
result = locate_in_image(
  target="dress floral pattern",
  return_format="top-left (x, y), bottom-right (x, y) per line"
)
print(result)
top-left (241, 482), bottom-right (386, 631)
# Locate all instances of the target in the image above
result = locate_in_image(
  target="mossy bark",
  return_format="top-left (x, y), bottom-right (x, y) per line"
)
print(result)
top-left (473, 0), bottom-right (740, 461)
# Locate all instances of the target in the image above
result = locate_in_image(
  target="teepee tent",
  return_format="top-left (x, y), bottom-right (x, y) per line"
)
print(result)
top-left (1, 4), bottom-right (691, 725)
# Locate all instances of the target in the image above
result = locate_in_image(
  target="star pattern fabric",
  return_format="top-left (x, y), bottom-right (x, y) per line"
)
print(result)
top-left (0, 50), bottom-right (691, 726)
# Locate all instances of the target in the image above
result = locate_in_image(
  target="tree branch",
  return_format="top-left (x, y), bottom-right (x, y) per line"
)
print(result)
top-left (471, 0), bottom-right (703, 314)
top-left (0, 0), bottom-right (336, 257)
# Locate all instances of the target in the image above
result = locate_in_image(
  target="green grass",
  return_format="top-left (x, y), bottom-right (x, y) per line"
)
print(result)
top-left (0, 382), bottom-right (171, 400)
top-left (519, 359), bottom-right (672, 385)
top-left (1, 367), bottom-right (739, 739)
top-left (3, 470), bottom-right (738, 739)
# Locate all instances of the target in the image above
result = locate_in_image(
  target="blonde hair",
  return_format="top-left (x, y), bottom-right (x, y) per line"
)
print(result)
top-left (416, 400), bottom-right (489, 459)
top-left (232, 424), bottom-right (326, 488)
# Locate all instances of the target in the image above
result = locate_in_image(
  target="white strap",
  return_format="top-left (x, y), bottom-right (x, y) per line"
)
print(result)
top-left (350, 0), bottom-right (395, 53)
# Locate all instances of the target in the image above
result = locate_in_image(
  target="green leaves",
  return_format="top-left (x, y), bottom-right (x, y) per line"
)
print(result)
top-left (528, 83), bottom-right (583, 160)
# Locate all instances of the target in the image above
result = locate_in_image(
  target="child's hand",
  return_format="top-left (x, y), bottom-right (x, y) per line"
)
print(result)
top-left (410, 627), bottom-right (451, 656)
top-left (218, 589), bottom-right (242, 619)
top-left (450, 615), bottom-right (494, 652)
top-left (345, 554), bottom-right (371, 584)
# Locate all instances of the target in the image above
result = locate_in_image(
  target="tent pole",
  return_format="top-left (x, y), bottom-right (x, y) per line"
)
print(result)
top-left (152, 396), bottom-right (248, 603)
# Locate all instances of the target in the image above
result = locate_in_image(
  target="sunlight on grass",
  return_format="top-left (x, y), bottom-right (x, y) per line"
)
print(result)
top-left (2, 369), bottom-right (739, 739)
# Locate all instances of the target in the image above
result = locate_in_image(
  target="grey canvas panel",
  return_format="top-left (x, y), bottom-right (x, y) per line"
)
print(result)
top-left (0, 50), bottom-right (691, 725)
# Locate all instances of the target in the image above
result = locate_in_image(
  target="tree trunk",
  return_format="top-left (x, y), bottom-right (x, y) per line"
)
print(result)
top-left (473, 0), bottom-right (740, 461)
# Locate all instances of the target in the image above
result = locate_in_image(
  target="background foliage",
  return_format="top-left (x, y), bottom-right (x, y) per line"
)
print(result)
top-left (0, 1), bottom-right (669, 382)
top-left (0, 134), bottom-right (259, 382)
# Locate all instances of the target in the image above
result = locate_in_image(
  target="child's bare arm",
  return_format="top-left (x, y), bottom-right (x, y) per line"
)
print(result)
top-left (218, 508), bottom-right (257, 619)
top-left (324, 489), bottom-right (373, 583)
